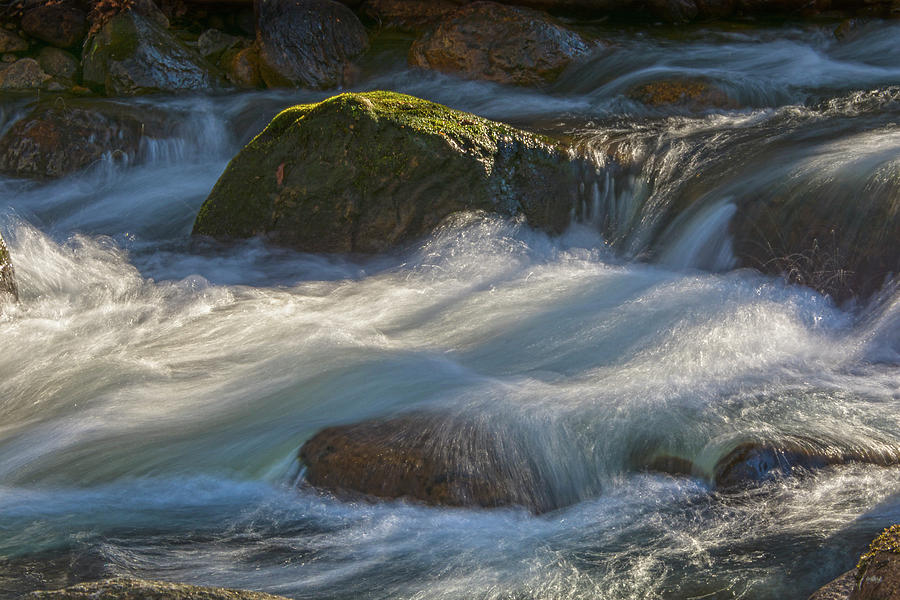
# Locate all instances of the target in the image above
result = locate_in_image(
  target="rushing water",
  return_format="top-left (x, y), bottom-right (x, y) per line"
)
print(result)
top-left (1, 19), bottom-right (900, 600)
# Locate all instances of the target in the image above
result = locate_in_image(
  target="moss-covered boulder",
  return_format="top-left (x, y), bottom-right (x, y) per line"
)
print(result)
top-left (24, 578), bottom-right (291, 600)
top-left (192, 91), bottom-right (595, 252)
top-left (853, 525), bottom-right (900, 600)
top-left (255, 0), bottom-right (368, 89)
top-left (0, 100), bottom-right (171, 179)
top-left (299, 412), bottom-right (572, 513)
top-left (0, 232), bottom-right (16, 302)
top-left (82, 0), bottom-right (221, 95)
top-left (409, 1), bottom-right (593, 86)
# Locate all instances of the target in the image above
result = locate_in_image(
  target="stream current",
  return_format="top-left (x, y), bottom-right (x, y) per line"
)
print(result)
top-left (1, 19), bottom-right (900, 600)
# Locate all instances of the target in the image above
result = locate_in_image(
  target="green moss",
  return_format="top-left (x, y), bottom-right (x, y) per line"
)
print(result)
top-left (193, 90), bottom-right (589, 252)
top-left (857, 524), bottom-right (900, 578)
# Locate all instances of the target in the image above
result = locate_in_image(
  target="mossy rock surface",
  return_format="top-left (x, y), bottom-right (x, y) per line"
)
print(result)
top-left (82, 4), bottom-right (221, 95)
top-left (853, 526), bottom-right (900, 599)
top-left (193, 91), bottom-right (595, 253)
top-left (0, 231), bottom-right (16, 301)
top-left (23, 577), bottom-right (290, 600)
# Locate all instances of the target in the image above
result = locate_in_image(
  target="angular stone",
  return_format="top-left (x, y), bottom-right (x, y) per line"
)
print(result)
top-left (255, 0), bottom-right (368, 89)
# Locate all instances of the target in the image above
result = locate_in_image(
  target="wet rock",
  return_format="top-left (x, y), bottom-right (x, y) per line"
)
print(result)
top-left (732, 175), bottom-right (900, 302)
top-left (808, 569), bottom-right (856, 600)
top-left (0, 232), bottom-right (17, 302)
top-left (192, 91), bottom-right (595, 253)
top-left (23, 577), bottom-right (292, 600)
top-left (713, 438), bottom-right (900, 490)
top-left (37, 47), bottom-right (80, 82)
top-left (0, 100), bottom-right (170, 179)
top-left (82, 1), bottom-right (220, 95)
top-left (0, 28), bottom-right (28, 53)
top-left (197, 28), bottom-right (242, 60)
top-left (361, 0), bottom-right (467, 30)
top-left (299, 413), bottom-right (567, 513)
top-left (409, 1), bottom-right (593, 86)
top-left (628, 78), bottom-right (736, 110)
top-left (21, 3), bottom-right (88, 49)
top-left (224, 46), bottom-right (261, 88)
top-left (0, 58), bottom-right (51, 90)
top-left (255, 0), bottom-right (368, 89)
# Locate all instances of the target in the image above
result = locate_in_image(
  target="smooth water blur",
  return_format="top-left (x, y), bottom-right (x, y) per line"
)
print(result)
top-left (1, 18), bottom-right (900, 600)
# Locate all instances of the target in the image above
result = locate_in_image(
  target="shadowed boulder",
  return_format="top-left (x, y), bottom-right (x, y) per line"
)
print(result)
top-left (0, 232), bottom-right (16, 302)
top-left (299, 413), bottom-right (576, 513)
top-left (0, 101), bottom-right (171, 179)
top-left (255, 0), bottom-right (368, 89)
top-left (82, 0), bottom-right (221, 95)
top-left (409, 1), bottom-right (593, 86)
top-left (21, 2), bottom-right (88, 49)
top-left (192, 91), bottom-right (596, 253)
top-left (23, 578), bottom-right (291, 600)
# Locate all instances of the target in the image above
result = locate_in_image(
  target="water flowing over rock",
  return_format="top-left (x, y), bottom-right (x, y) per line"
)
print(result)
top-left (0, 101), bottom-right (170, 179)
top-left (255, 0), bottom-right (368, 89)
top-left (21, 2), bottom-right (88, 49)
top-left (712, 438), bottom-right (900, 489)
top-left (299, 413), bottom-right (574, 513)
top-left (193, 91), bottom-right (596, 253)
top-left (23, 577), bottom-right (292, 600)
top-left (81, 0), bottom-right (221, 95)
top-left (628, 78), bottom-right (737, 110)
top-left (409, 1), bottom-right (593, 86)
top-left (0, 232), bottom-right (16, 302)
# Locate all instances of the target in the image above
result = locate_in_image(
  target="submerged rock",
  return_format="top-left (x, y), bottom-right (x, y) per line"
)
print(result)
top-left (713, 438), bottom-right (900, 490)
top-left (0, 101), bottom-right (170, 179)
top-left (299, 413), bottom-right (570, 513)
top-left (409, 1), bottom-right (593, 86)
top-left (23, 577), bottom-right (292, 600)
top-left (0, 232), bottom-right (17, 302)
top-left (192, 91), bottom-right (595, 253)
top-left (255, 0), bottom-right (368, 89)
top-left (628, 78), bottom-right (736, 110)
top-left (82, 0), bottom-right (220, 95)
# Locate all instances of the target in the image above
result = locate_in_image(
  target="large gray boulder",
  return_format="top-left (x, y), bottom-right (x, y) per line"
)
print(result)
top-left (255, 0), bottom-right (368, 89)
top-left (192, 91), bottom-right (596, 253)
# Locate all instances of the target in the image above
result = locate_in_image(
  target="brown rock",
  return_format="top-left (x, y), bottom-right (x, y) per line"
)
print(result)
top-left (23, 577), bottom-right (291, 600)
top-left (0, 28), bottom-right (28, 53)
top-left (255, 0), bottom-right (368, 89)
top-left (362, 0), bottom-right (467, 30)
top-left (854, 553), bottom-right (900, 599)
top-left (628, 78), bottom-right (736, 110)
top-left (409, 1), bottom-right (593, 86)
top-left (299, 412), bottom-right (570, 513)
top-left (0, 58), bottom-right (51, 90)
top-left (37, 47), bottom-right (80, 82)
top-left (21, 3), bottom-right (88, 48)
top-left (224, 46), bottom-right (261, 88)
top-left (0, 101), bottom-right (170, 179)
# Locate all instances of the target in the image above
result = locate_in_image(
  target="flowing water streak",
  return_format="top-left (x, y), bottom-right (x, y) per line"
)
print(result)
top-left (0, 20), bottom-right (899, 600)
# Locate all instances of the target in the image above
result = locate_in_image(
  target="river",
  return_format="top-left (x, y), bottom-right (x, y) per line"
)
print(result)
top-left (1, 19), bottom-right (899, 600)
